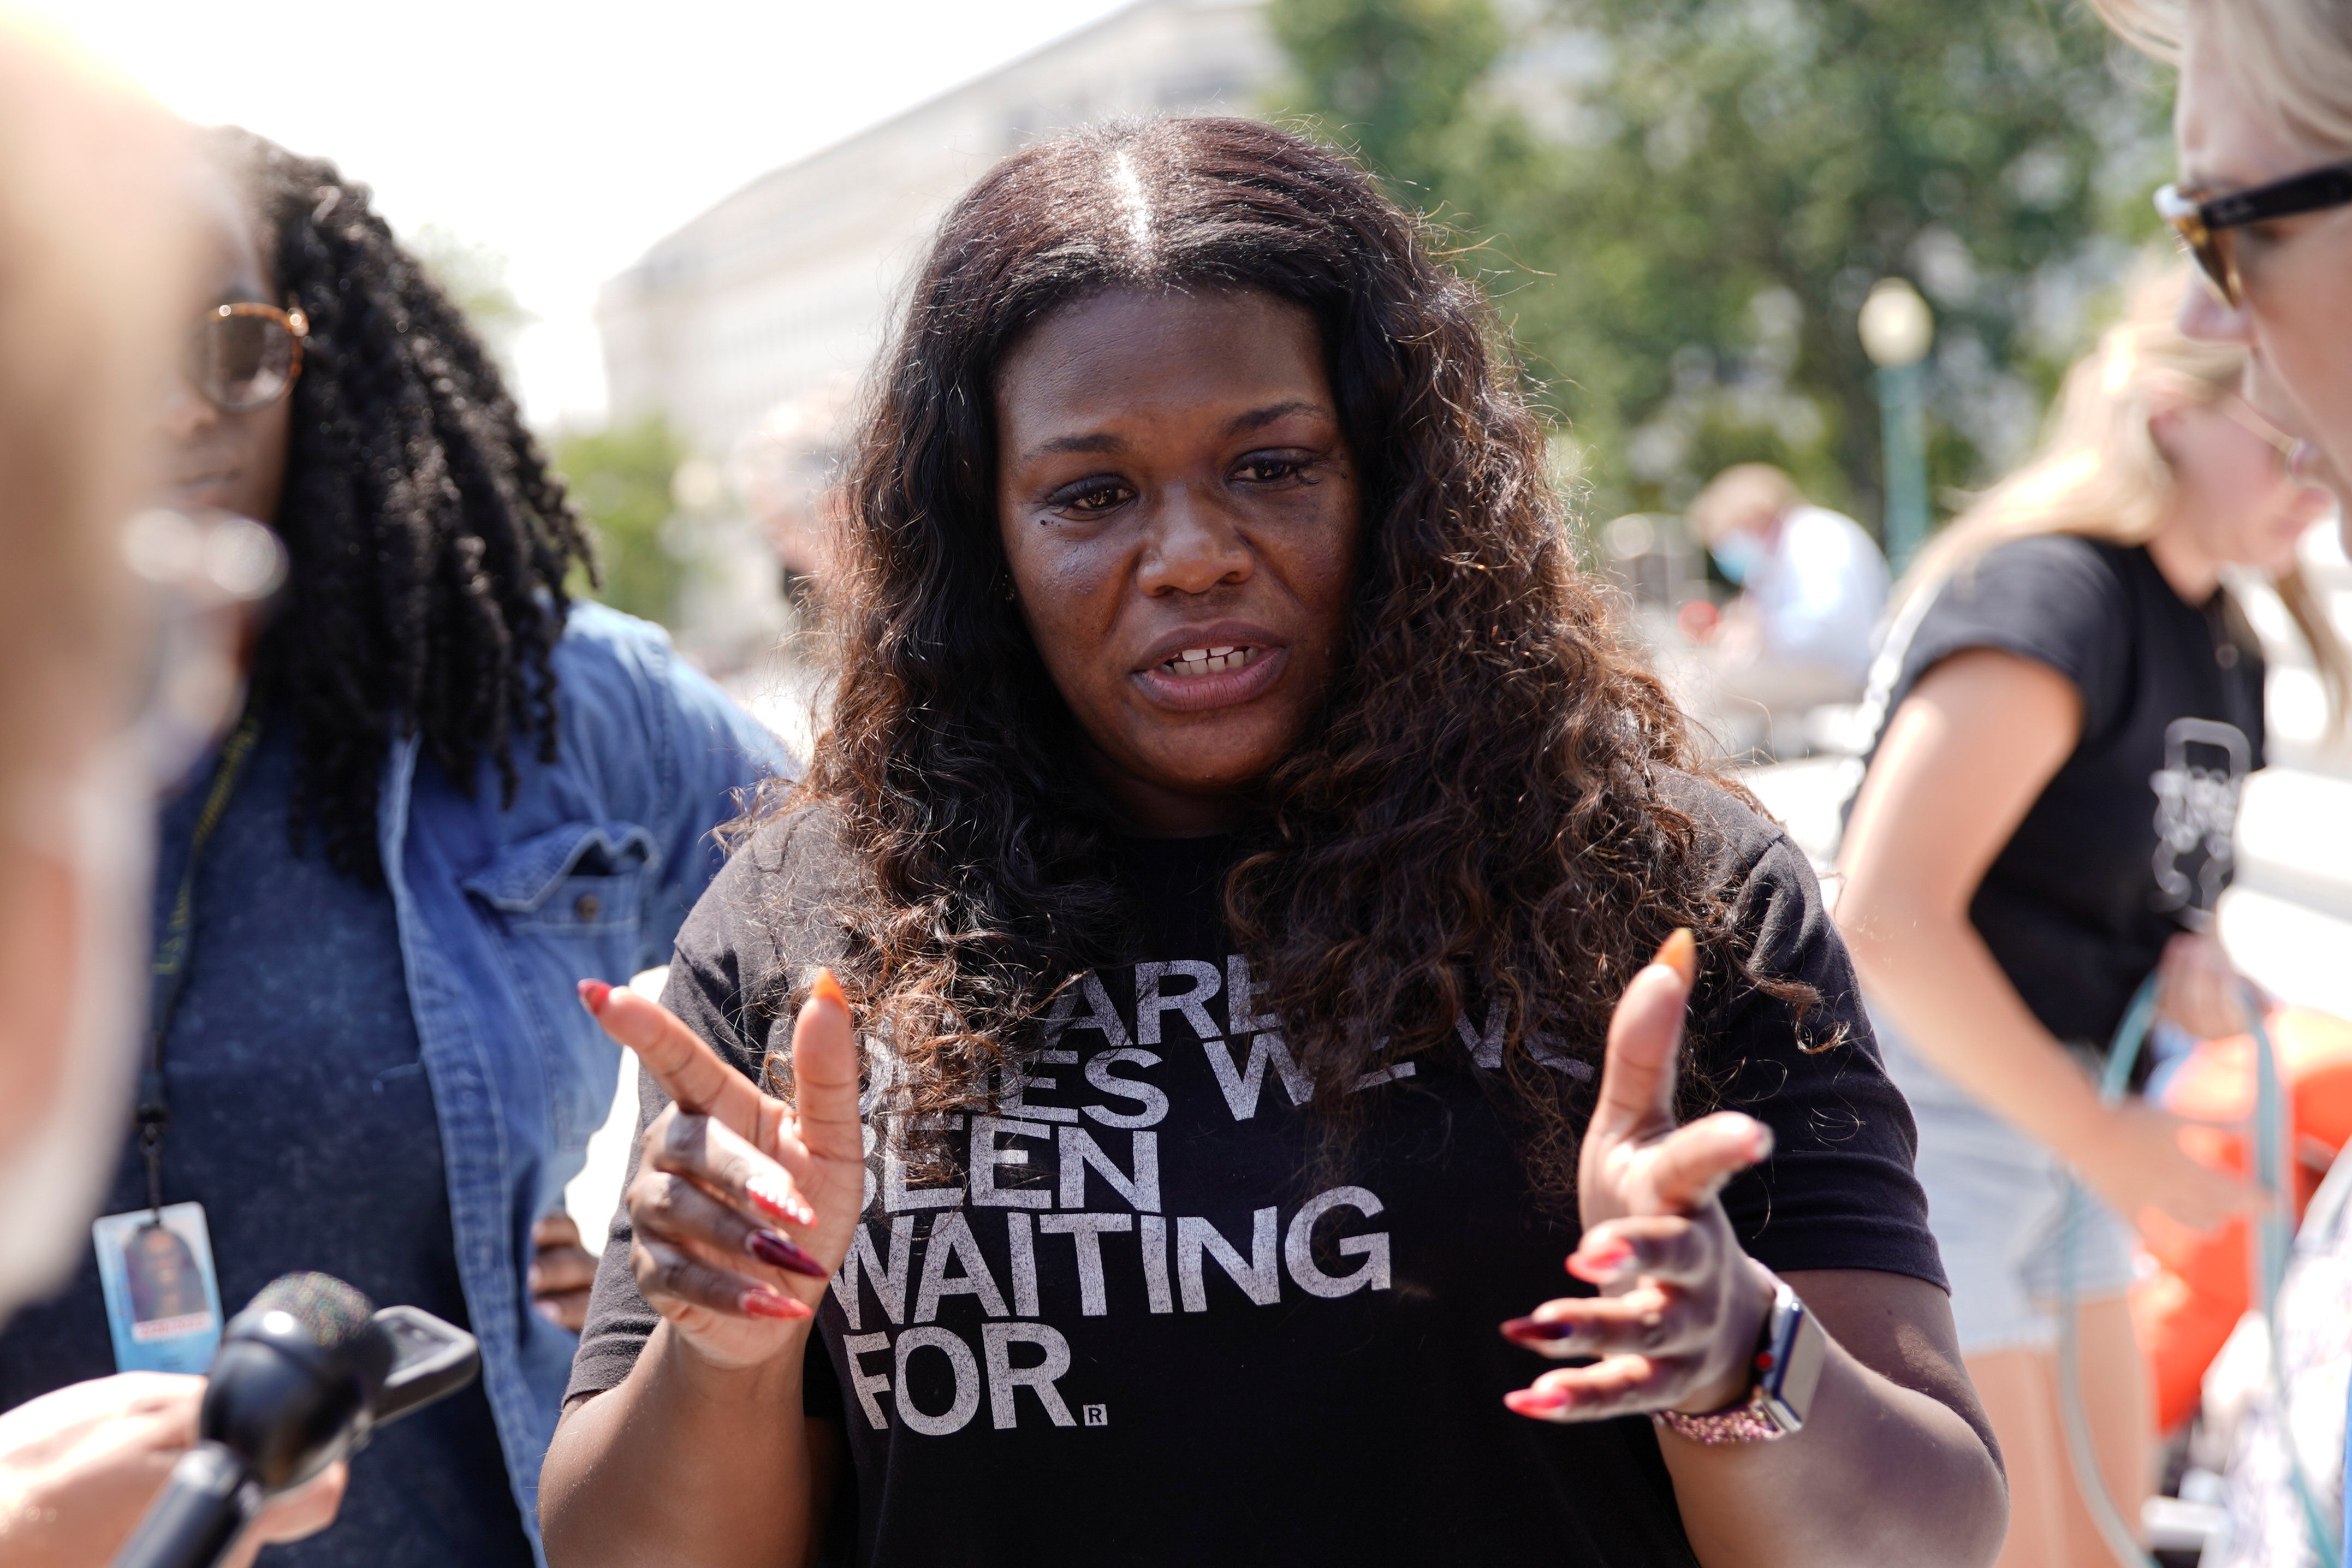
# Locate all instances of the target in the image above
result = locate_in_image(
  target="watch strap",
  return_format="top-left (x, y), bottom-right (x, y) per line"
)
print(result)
top-left (1653, 1395), bottom-right (1792, 1444)
top-left (1653, 1273), bottom-right (1824, 1445)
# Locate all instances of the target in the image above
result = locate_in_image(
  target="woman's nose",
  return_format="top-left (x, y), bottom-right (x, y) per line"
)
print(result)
top-left (1137, 486), bottom-right (1252, 596)
top-left (158, 375), bottom-right (218, 442)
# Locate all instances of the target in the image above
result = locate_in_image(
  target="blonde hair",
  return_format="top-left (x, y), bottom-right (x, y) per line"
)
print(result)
top-left (0, 22), bottom-right (187, 779)
top-left (2093, 0), bottom-right (2352, 155)
top-left (1896, 268), bottom-right (2349, 723)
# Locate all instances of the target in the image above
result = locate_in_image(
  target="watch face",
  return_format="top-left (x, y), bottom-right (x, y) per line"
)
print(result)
top-left (1762, 1297), bottom-right (1829, 1430)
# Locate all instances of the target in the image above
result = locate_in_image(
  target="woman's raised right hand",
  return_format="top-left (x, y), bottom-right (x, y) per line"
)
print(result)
top-left (580, 972), bottom-right (866, 1372)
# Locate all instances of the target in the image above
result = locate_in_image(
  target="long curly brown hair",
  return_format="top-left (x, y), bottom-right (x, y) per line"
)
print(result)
top-left (775, 117), bottom-right (1789, 1190)
top-left (206, 128), bottom-right (593, 882)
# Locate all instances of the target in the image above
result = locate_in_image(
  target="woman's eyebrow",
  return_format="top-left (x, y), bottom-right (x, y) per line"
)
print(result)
top-left (2179, 143), bottom-right (2288, 197)
top-left (1225, 400), bottom-right (1331, 435)
top-left (1016, 399), bottom-right (1331, 464)
top-left (1021, 430), bottom-right (1125, 461)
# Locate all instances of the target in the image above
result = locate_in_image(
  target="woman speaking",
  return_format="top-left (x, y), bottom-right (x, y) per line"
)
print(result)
top-left (541, 118), bottom-right (2004, 1566)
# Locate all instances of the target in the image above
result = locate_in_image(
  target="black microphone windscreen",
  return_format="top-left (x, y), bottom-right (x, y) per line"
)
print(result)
top-left (203, 1273), bottom-right (391, 1489)
top-left (246, 1273), bottom-right (377, 1352)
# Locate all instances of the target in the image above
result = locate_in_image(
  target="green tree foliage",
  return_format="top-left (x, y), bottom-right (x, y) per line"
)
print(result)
top-left (1269, 0), bottom-right (2172, 528)
top-left (553, 417), bottom-right (686, 627)
top-left (407, 230), bottom-right (685, 626)
top-left (1270, 0), bottom-right (1508, 201)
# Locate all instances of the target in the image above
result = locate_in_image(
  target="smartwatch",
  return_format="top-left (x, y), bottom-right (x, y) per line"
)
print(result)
top-left (1653, 1272), bottom-right (1827, 1444)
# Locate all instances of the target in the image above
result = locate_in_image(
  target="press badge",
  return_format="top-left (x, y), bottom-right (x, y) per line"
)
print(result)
top-left (92, 1202), bottom-right (224, 1373)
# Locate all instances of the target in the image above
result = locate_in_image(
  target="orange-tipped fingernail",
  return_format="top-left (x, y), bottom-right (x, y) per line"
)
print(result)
top-left (1652, 929), bottom-right (1696, 987)
top-left (578, 978), bottom-right (613, 1014)
top-left (810, 968), bottom-right (849, 1011)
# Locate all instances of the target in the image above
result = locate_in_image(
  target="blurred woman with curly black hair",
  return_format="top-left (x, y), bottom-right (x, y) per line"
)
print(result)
top-left (546, 117), bottom-right (2004, 1567)
top-left (0, 129), bottom-right (786, 1567)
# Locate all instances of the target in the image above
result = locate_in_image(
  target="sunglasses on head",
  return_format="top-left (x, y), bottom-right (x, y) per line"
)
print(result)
top-left (181, 302), bottom-right (308, 413)
top-left (2157, 161), bottom-right (2352, 308)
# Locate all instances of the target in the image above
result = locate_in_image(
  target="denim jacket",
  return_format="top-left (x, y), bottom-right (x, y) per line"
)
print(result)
top-left (374, 603), bottom-right (788, 1554)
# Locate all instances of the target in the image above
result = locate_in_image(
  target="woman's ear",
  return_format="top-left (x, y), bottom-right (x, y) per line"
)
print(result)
top-left (2144, 400), bottom-right (2189, 465)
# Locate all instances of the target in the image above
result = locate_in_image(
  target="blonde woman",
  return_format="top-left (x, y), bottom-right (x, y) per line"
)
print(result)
top-left (2095, 0), bottom-right (2352, 522)
top-left (1834, 274), bottom-right (2341, 1568)
top-left (2087, 8), bottom-right (2352, 1561)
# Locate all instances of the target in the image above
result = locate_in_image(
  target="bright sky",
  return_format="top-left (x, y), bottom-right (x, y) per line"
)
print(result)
top-left (17, 0), bottom-right (1132, 427)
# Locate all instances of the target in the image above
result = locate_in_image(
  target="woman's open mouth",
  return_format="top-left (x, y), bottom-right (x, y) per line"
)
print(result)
top-left (1133, 639), bottom-right (1286, 711)
top-left (1162, 645), bottom-right (1260, 678)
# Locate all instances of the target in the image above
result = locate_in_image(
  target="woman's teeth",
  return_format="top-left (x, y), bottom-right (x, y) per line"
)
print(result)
top-left (1163, 645), bottom-right (1258, 678)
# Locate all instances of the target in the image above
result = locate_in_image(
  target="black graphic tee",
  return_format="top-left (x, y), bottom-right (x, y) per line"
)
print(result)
top-left (1850, 536), bottom-right (2266, 1053)
top-left (571, 782), bottom-right (1942, 1566)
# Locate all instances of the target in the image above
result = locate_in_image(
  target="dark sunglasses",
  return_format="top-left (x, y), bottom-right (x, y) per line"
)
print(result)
top-left (2157, 162), bottom-right (2352, 308)
top-left (181, 302), bottom-right (309, 413)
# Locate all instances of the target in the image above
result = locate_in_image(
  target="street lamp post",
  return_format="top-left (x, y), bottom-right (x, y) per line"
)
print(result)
top-left (1858, 277), bottom-right (1934, 573)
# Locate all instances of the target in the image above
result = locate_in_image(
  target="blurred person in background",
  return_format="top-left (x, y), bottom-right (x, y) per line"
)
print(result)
top-left (0, 22), bottom-right (348, 1567)
top-left (737, 386), bottom-right (850, 616)
top-left (1834, 274), bottom-right (2340, 1568)
top-left (1678, 463), bottom-right (1887, 758)
top-left (543, 116), bottom-right (2005, 1568)
top-left (0, 127), bottom-right (786, 1568)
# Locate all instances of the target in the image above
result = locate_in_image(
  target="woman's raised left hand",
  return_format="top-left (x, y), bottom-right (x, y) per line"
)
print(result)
top-left (1501, 930), bottom-right (1778, 1422)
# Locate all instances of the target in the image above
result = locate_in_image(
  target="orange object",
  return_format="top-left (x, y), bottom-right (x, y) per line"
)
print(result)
top-left (2130, 1007), bottom-right (2352, 1432)
top-left (809, 967), bottom-right (851, 1012)
top-left (1653, 928), bottom-right (1697, 987)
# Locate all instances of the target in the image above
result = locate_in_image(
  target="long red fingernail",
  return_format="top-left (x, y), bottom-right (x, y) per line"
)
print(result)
top-left (1505, 1387), bottom-right (1574, 1416)
top-left (1651, 929), bottom-right (1696, 987)
top-left (810, 968), bottom-right (848, 1011)
top-left (1567, 1238), bottom-right (1634, 1284)
top-left (1501, 1316), bottom-right (1580, 1344)
top-left (750, 1230), bottom-right (828, 1279)
top-left (747, 1172), bottom-right (817, 1227)
top-left (741, 1288), bottom-right (812, 1320)
top-left (577, 978), bottom-right (613, 1014)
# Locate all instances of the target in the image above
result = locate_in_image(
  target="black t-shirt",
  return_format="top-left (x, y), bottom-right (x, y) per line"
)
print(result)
top-left (569, 781), bottom-right (1941, 1566)
top-left (1850, 536), bottom-right (2266, 1052)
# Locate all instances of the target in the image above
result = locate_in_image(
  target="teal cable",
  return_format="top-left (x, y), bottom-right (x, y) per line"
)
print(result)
top-left (2057, 976), bottom-right (2339, 1567)
top-left (2057, 976), bottom-right (2162, 1568)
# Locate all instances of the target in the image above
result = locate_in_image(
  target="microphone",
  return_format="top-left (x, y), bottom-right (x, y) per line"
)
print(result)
top-left (111, 1272), bottom-right (480, 1568)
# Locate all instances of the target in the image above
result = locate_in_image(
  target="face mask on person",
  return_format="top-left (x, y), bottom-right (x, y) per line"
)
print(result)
top-left (1711, 530), bottom-right (1768, 586)
top-left (0, 740), bottom-right (154, 1314)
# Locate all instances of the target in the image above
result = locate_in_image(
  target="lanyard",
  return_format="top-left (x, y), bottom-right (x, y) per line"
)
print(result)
top-left (135, 705), bottom-right (263, 1217)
